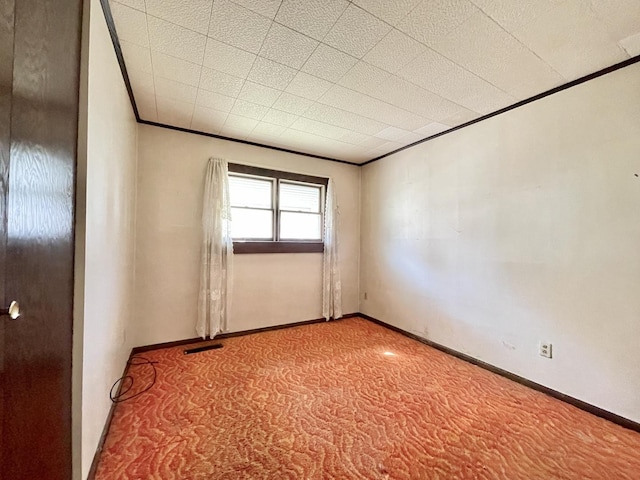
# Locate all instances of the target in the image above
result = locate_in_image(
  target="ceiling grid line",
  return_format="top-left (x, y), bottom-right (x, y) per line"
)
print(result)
top-left (106, 0), bottom-right (640, 163)
top-left (469, 2), bottom-right (568, 81)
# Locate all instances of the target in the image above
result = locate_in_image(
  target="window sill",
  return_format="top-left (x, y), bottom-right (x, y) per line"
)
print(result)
top-left (233, 241), bottom-right (324, 254)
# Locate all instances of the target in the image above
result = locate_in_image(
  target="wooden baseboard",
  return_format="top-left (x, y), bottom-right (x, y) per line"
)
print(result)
top-left (131, 313), bottom-right (360, 354)
top-left (358, 312), bottom-right (640, 434)
top-left (86, 356), bottom-right (133, 480)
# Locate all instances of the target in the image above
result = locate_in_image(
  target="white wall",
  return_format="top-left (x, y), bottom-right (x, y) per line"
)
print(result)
top-left (133, 125), bottom-right (360, 347)
top-left (74, 0), bottom-right (138, 477)
top-left (360, 63), bottom-right (640, 422)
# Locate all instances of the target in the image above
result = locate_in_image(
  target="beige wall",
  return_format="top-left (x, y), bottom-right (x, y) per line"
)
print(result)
top-left (75, 0), bottom-right (138, 477)
top-left (360, 63), bottom-right (640, 422)
top-left (133, 125), bottom-right (360, 347)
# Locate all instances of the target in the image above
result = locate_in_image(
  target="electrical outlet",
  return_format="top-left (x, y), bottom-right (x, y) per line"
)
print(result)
top-left (363, 292), bottom-right (368, 300)
top-left (539, 342), bottom-right (552, 358)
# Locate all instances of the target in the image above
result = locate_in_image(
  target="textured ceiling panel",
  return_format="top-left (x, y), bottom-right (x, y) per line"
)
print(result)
top-left (108, 0), bottom-right (640, 163)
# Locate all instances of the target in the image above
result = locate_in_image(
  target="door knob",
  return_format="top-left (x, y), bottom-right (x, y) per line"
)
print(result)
top-left (2, 301), bottom-right (20, 319)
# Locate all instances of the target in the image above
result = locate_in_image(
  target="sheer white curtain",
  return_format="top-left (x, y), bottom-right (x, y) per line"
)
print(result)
top-left (197, 157), bottom-right (233, 338)
top-left (322, 179), bottom-right (342, 320)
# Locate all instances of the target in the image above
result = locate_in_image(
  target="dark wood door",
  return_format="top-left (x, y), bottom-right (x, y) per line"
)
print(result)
top-left (1, 0), bottom-right (83, 478)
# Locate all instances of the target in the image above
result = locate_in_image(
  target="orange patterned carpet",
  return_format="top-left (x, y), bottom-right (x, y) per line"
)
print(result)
top-left (95, 318), bottom-right (640, 479)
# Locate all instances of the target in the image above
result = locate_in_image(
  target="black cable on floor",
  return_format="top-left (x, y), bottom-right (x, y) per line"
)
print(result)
top-left (109, 356), bottom-right (159, 403)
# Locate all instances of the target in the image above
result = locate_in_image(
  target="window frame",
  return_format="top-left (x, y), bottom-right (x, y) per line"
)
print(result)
top-left (228, 163), bottom-right (328, 254)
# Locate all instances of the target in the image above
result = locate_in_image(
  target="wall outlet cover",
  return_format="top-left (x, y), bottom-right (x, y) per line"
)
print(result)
top-left (539, 342), bottom-right (552, 358)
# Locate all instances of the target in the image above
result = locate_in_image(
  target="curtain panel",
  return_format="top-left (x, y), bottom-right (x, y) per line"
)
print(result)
top-left (322, 178), bottom-right (342, 320)
top-left (197, 157), bottom-right (233, 338)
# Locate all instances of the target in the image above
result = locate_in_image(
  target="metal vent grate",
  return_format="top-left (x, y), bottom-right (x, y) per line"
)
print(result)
top-left (184, 343), bottom-right (224, 355)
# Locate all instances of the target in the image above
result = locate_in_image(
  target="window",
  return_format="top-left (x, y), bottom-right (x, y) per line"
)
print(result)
top-left (228, 164), bottom-right (328, 253)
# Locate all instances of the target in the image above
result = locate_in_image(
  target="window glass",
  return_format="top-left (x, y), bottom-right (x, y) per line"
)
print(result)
top-left (230, 208), bottom-right (273, 240)
top-left (229, 175), bottom-right (273, 240)
top-left (280, 212), bottom-right (322, 240)
top-left (227, 168), bottom-right (326, 247)
top-left (229, 176), bottom-right (272, 209)
top-left (279, 182), bottom-right (321, 213)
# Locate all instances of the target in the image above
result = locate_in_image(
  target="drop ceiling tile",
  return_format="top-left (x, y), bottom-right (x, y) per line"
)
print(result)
top-left (275, 0), bottom-right (350, 40)
top-left (399, 131), bottom-right (423, 143)
top-left (441, 107), bottom-right (480, 126)
top-left (271, 92), bottom-right (314, 114)
top-left (483, 51), bottom-right (565, 99)
top-left (375, 126), bottom-right (412, 141)
top-left (285, 71), bottom-right (333, 100)
top-left (252, 122), bottom-right (286, 137)
top-left (380, 142), bottom-right (405, 153)
top-left (303, 103), bottom-right (387, 135)
top-left (366, 145), bottom-right (391, 158)
top-left (352, 0), bottom-right (421, 26)
top-left (397, 0), bottom-right (479, 45)
top-left (230, 99), bottom-right (270, 120)
top-left (359, 136), bottom-right (390, 149)
top-left (209, 0), bottom-right (272, 53)
top-left (145, 0), bottom-right (213, 34)
top-left (324, 4), bottom-right (392, 58)
top-left (156, 96), bottom-right (194, 127)
top-left (152, 51), bottom-right (202, 86)
top-left (319, 85), bottom-right (412, 125)
top-left (232, 0), bottom-right (282, 19)
top-left (620, 32), bottom-right (640, 56)
top-left (373, 76), bottom-right (463, 120)
top-left (414, 121), bottom-right (449, 136)
top-left (340, 131), bottom-right (370, 145)
top-left (363, 29), bottom-right (427, 73)
top-left (110, 2), bottom-right (150, 47)
top-left (469, 0), bottom-right (564, 31)
top-left (428, 12), bottom-right (528, 73)
top-left (301, 44), bottom-right (358, 82)
top-left (398, 50), bottom-right (516, 114)
top-left (120, 40), bottom-right (152, 74)
top-left (224, 114), bottom-right (259, 130)
top-left (135, 93), bottom-right (158, 121)
top-left (238, 81), bottom-right (281, 107)
top-left (199, 67), bottom-right (244, 96)
top-left (443, 77), bottom-right (516, 114)
top-left (589, 0), bottom-right (640, 41)
top-left (248, 135), bottom-right (279, 147)
top-left (428, 11), bottom-right (566, 98)
top-left (512, 0), bottom-right (629, 79)
top-left (203, 38), bottom-right (256, 78)
top-left (259, 23), bottom-right (319, 69)
top-left (219, 124), bottom-right (251, 139)
top-left (396, 113), bottom-right (433, 131)
top-left (317, 84), bottom-right (364, 109)
top-left (147, 16), bottom-right (206, 64)
top-left (367, 142), bottom-right (402, 157)
top-left (262, 108), bottom-right (299, 126)
top-left (191, 105), bottom-right (228, 133)
top-left (283, 129), bottom-right (347, 149)
top-left (128, 68), bottom-right (155, 96)
top-left (112, 0), bottom-right (145, 12)
top-left (247, 57), bottom-right (297, 90)
top-left (196, 89), bottom-right (236, 112)
top-left (291, 117), bottom-right (351, 140)
top-left (338, 61), bottom-right (391, 96)
top-left (339, 150), bottom-right (372, 163)
top-left (397, 47), bottom-right (456, 87)
top-left (155, 77), bottom-right (198, 103)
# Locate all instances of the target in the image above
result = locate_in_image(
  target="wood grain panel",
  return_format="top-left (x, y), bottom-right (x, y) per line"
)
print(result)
top-left (2, 0), bottom-right (82, 478)
top-left (0, 0), bottom-right (15, 472)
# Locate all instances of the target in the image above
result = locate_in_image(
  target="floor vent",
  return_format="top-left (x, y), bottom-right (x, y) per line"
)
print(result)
top-left (184, 343), bottom-right (223, 355)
